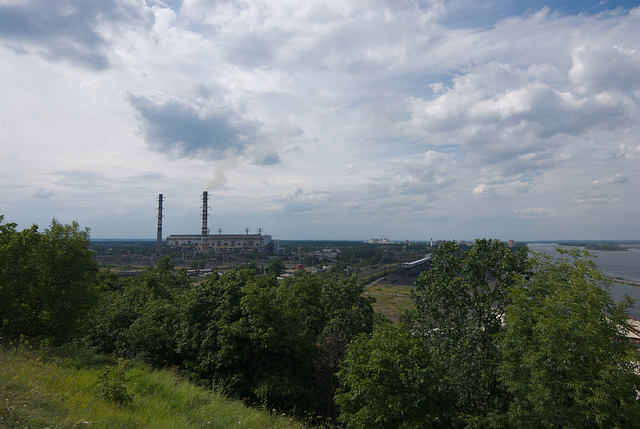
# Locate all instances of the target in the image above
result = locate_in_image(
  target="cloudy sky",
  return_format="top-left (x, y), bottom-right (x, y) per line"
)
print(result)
top-left (1, 0), bottom-right (639, 241)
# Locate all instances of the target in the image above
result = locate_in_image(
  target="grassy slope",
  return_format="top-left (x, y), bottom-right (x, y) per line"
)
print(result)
top-left (366, 283), bottom-right (414, 323)
top-left (0, 345), bottom-right (306, 428)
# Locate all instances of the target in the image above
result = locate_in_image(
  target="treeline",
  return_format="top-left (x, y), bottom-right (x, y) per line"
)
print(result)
top-left (83, 265), bottom-right (375, 420)
top-left (0, 215), bottom-right (375, 423)
top-left (338, 241), bottom-right (640, 428)
top-left (558, 241), bottom-right (630, 251)
top-left (2, 215), bottom-right (640, 427)
top-left (585, 243), bottom-right (628, 251)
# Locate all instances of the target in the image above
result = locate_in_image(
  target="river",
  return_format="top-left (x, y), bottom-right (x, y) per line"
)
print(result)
top-left (527, 243), bottom-right (640, 319)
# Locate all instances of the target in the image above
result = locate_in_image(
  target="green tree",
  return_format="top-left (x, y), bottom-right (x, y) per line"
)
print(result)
top-left (175, 269), bottom-right (250, 386)
top-left (0, 216), bottom-right (40, 341)
top-left (265, 257), bottom-right (285, 276)
top-left (312, 274), bottom-right (376, 420)
top-left (411, 238), bottom-right (528, 426)
top-left (499, 248), bottom-right (640, 428)
top-left (83, 259), bottom-right (186, 365)
top-left (175, 270), bottom-right (375, 418)
top-left (175, 270), bottom-right (318, 411)
top-left (0, 216), bottom-right (97, 344)
top-left (336, 322), bottom-right (450, 428)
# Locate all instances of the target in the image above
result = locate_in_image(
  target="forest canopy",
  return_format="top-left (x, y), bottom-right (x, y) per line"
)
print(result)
top-left (1, 216), bottom-right (639, 427)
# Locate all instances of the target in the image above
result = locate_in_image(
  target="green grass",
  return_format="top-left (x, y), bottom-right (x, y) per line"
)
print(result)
top-left (365, 284), bottom-right (414, 323)
top-left (0, 344), bottom-right (307, 428)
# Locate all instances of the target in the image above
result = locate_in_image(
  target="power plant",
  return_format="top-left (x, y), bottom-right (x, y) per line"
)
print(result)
top-left (163, 191), bottom-right (276, 254)
top-left (156, 193), bottom-right (164, 256)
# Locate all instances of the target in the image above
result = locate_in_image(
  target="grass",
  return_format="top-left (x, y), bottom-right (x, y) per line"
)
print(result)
top-left (365, 283), bottom-right (414, 323)
top-left (0, 344), bottom-right (307, 428)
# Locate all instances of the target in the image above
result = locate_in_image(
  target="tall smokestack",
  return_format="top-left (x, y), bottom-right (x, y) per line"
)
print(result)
top-left (201, 191), bottom-right (209, 250)
top-left (156, 194), bottom-right (163, 256)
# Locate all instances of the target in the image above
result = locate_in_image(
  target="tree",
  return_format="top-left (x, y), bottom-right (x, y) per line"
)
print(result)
top-left (312, 274), bottom-right (376, 420)
top-left (175, 270), bottom-right (375, 418)
top-left (265, 257), bottom-right (285, 276)
top-left (499, 248), bottom-right (640, 428)
top-left (335, 322), bottom-right (450, 428)
top-left (175, 270), bottom-right (315, 411)
top-left (0, 216), bottom-right (40, 341)
top-left (0, 216), bottom-right (97, 344)
top-left (83, 258), bottom-right (186, 365)
top-left (411, 238), bottom-right (528, 425)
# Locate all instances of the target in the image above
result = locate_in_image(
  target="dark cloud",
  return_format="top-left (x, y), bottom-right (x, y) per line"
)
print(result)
top-left (0, 0), bottom-right (153, 70)
top-left (252, 150), bottom-right (281, 166)
top-left (33, 188), bottom-right (55, 199)
top-left (128, 94), bottom-right (260, 158)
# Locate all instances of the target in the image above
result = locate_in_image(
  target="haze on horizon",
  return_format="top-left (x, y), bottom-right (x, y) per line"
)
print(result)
top-left (1, 0), bottom-right (639, 242)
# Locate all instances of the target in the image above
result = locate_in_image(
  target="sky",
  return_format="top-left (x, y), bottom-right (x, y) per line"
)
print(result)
top-left (0, 0), bottom-right (639, 241)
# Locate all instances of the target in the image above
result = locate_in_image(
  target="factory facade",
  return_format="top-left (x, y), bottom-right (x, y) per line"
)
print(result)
top-left (158, 191), bottom-right (276, 254)
top-left (166, 233), bottom-right (272, 252)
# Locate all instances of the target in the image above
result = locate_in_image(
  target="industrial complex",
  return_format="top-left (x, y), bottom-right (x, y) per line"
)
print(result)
top-left (156, 191), bottom-right (278, 255)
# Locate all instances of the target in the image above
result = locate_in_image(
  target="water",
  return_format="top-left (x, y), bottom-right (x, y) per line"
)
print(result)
top-left (527, 243), bottom-right (640, 319)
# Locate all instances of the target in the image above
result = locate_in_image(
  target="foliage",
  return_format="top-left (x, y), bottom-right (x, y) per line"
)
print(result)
top-left (412, 238), bottom-right (528, 426)
top-left (0, 345), bottom-right (308, 428)
top-left (190, 258), bottom-right (206, 269)
top-left (265, 257), bottom-right (286, 276)
top-left (87, 262), bottom-right (374, 418)
top-left (5, 216), bottom-right (640, 428)
top-left (336, 321), bottom-right (450, 428)
top-left (312, 274), bottom-right (376, 420)
top-left (0, 216), bottom-right (98, 345)
top-left (584, 243), bottom-right (627, 251)
top-left (97, 359), bottom-right (134, 406)
top-left (499, 248), bottom-right (640, 428)
top-left (83, 258), bottom-right (185, 366)
top-left (175, 271), bottom-right (375, 417)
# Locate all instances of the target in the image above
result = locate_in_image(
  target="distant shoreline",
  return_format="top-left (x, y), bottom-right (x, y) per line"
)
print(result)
top-left (608, 276), bottom-right (640, 288)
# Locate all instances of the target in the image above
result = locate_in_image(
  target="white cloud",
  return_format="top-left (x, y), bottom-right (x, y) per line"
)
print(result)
top-left (515, 207), bottom-right (552, 217)
top-left (472, 178), bottom-right (530, 198)
top-left (569, 43), bottom-right (640, 96)
top-left (0, 0), bottom-right (639, 240)
top-left (571, 192), bottom-right (616, 205)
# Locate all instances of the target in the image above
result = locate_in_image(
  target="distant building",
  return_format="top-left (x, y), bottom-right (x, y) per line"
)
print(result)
top-left (367, 236), bottom-right (397, 244)
top-left (166, 233), bottom-right (273, 253)
top-left (163, 191), bottom-right (277, 254)
top-left (508, 240), bottom-right (514, 248)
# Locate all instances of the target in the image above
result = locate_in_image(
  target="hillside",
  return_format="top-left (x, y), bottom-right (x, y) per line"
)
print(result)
top-left (0, 345), bottom-right (307, 429)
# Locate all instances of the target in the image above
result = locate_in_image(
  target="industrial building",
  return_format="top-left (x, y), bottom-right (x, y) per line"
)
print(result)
top-left (157, 191), bottom-right (276, 254)
top-left (166, 232), bottom-right (273, 252)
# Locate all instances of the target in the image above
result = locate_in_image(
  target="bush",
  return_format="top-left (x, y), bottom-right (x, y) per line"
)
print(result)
top-left (97, 359), bottom-right (134, 406)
